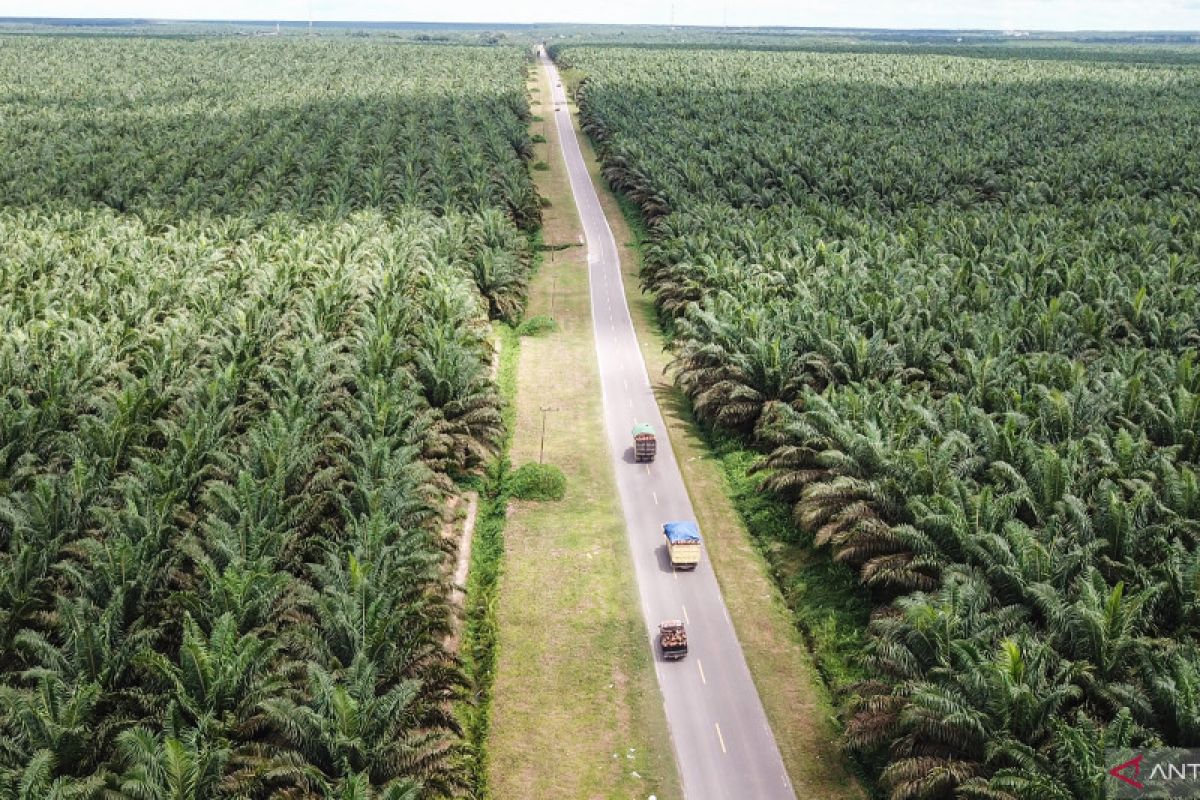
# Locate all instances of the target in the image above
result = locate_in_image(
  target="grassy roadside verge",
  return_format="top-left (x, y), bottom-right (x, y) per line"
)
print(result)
top-left (483, 63), bottom-right (681, 800)
top-left (556, 72), bottom-right (870, 797)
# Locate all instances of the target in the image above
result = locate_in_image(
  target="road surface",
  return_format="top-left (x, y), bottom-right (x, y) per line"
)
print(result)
top-left (540, 52), bottom-right (795, 800)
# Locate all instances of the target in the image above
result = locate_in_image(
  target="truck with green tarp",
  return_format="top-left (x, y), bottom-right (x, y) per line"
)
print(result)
top-left (632, 422), bottom-right (657, 462)
top-left (663, 521), bottom-right (702, 570)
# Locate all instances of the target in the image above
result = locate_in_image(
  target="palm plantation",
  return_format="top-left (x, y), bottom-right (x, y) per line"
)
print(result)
top-left (554, 43), bottom-right (1200, 797)
top-left (0, 38), bottom-right (538, 797)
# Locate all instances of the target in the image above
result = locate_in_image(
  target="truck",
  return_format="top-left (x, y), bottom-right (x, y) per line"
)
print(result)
top-left (659, 620), bottom-right (688, 660)
top-left (663, 521), bottom-right (702, 570)
top-left (632, 422), bottom-right (657, 463)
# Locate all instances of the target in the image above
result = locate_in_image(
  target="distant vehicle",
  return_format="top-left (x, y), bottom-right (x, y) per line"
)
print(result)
top-left (633, 422), bottom-right (657, 462)
top-left (659, 619), bottom-right (688, 660)
top-left (663, 521), bottom-right (701, 570)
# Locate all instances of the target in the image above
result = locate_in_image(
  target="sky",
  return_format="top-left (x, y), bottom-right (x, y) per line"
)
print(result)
top-left (5, 0), bottom-right (1200, 31)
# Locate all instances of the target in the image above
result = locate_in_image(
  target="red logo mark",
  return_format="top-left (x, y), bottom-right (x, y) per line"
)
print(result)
top-left (1109, 754), bottom-right (1146, 790)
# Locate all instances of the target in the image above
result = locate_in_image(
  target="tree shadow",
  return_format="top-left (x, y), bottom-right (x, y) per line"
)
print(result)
top-left (0, 39), bottom-right (540, 229)
top-left (575, 70), bottom-right (1195, 216)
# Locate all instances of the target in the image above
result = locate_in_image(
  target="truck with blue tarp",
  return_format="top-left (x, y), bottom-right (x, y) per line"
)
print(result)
top-left (663, 521), bottom-right (702, 570)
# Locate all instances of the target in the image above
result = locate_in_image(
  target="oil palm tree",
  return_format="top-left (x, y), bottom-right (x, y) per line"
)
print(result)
top-left (110, 725), bottom-right (229, 800)
top-left (261, 658), bottom-right (463, 797)
top-left (136, 613), bottom-right (289, 740)
top-left (0, 676), bottom-right (104, 783)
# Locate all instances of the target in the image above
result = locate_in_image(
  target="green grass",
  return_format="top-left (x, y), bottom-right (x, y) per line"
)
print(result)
top-left (610, 186), bottom-right (649, 250)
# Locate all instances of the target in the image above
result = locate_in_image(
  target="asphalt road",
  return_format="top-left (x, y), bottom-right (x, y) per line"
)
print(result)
top-left (541, 52), bottom-right (796, 800)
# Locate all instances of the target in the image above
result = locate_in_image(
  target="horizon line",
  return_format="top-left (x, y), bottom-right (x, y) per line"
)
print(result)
top-left (3, 16), bottom-right (1200, 35)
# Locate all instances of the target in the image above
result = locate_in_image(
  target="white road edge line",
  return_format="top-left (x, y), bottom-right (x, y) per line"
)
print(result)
top-left (715, 723), bottom-right (727, 754)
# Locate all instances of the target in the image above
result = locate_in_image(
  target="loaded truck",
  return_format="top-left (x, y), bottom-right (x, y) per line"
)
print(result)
top-left (663, 521), bottom-right (702, 570)
top-left (659, 620), bottom-right (688, 660)
top-left (632, 422), bottom-right (657, 462)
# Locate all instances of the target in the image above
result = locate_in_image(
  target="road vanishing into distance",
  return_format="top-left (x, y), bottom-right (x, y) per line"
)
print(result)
top-left (540, 51), bottom-right (796, 800)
